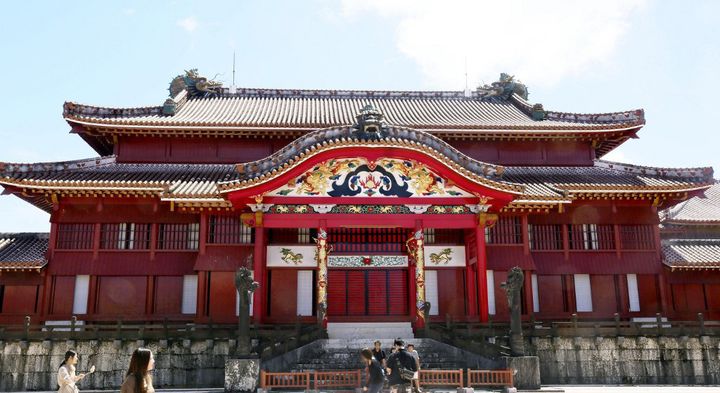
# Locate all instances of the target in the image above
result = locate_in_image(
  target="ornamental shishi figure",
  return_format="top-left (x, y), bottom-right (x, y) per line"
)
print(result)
top-left (280, 248), bottom-right (303, 265)
top-left (352, 104), bottom-right (388, 139)
top-left (234, 267), bottom-right (259, 354)
top-left (429, 248), bottom-right (453, 265)
top-left (501, 266), bottom-right (525, 356)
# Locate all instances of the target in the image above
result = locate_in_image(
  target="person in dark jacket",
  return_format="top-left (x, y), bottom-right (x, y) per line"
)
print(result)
top-left (371, 340), bottom-right (387, 367)
top-left (385, 338), bottom-right (418, 393)
top-left (360, 348), bottom-right (385, 393)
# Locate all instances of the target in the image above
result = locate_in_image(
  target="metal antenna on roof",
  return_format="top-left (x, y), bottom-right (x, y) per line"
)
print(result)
top-left (463, 56), bottom-right (471, 98)
top-left (230, 52), bottom-right (237, 94)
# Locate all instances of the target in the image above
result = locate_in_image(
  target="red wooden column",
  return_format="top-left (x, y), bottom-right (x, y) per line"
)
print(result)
top-left (475, 213), bottom-right (496, 322)
top-left (195, 271), bottom-right (208, 322)
top-left (252, 212), bottom-right (266, 324)
top-left (464, 229), bottom-right (477, 316)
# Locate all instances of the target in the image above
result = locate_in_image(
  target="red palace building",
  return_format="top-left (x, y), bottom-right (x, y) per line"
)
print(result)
top-left (0, 71), bottom-right (717, 329)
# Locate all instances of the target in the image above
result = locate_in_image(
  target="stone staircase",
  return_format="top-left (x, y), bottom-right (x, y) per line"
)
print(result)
top-left (262, 338), bottom-right (501, 373)
top-left (327, 322), bottom-right (415, 339)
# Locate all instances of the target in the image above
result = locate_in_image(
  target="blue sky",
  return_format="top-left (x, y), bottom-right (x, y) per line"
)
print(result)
top-left (1, 0), bottom-right (719, 232)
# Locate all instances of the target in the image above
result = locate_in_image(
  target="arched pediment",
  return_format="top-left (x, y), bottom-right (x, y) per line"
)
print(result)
top-left (219, 123), bottom-right (524, 212)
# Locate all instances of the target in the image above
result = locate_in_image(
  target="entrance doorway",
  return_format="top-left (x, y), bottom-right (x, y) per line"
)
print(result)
top-left (327, 269), bottom-right (409, 318)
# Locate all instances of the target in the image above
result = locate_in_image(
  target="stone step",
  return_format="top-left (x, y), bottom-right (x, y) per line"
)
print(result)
top-left (327, 322), bottom-right (414, 339)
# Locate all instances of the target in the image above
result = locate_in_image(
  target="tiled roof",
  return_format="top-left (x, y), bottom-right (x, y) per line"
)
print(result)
top-left (0, 153), bottom-right (712, 213)
top-left (0, 233), bottom-right (49, 271)
top-left (504, 161), bottom-right (713, 202)
top-left (662, 239), bottom-right (720, 270)
top-left (661, 182), bottom-right (720, 224)
top-left (64, 90), bottom-right (644, 132)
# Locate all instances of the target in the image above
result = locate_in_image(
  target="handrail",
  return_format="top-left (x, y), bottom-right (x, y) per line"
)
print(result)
top-left (418, 369), bottom-right (464, 387)
top-left (314, 370), bottom-right (362, 389)
top-left (260, 370), bottom-right (311, 390)
top-left (467, 369), bottom-right (513, 387)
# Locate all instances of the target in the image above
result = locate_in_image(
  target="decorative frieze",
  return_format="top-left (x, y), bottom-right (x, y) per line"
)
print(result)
top-left (328, 255), bottom-right (409, 268)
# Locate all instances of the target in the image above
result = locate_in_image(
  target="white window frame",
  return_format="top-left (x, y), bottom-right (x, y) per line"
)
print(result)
top-left (627, 274), bottom-right (640, 312)
top-left (574, 274), bottom-right (593, 312)
top-left (72, 275), bottom-right (90, 315)
top-left (425, 270), bottom-right (439, 316)
top-left (181, 275), bottom-right (198, 315)
top-left (531, 274), bottom-right (539, 313)
top-left (487, 270), bottom-right (495, 315)
top-left (296, 270), bottom-right (314, 316)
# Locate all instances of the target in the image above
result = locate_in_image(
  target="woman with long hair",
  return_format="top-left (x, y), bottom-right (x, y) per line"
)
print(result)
top-left (57, 350), bottom-right (94, 393)
top-left (121, 348), bottom-right (155, 393)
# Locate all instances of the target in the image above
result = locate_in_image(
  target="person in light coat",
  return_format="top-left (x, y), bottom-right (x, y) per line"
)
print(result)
top-left (57, 350), bottom-right (94, 393)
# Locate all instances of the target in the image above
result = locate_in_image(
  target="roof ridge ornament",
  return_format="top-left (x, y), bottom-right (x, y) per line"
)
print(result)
top-left (477, 73), bottom-right (529, 100)
top-left (168, 69), bottom-right (223, 99)
top-left (352, 104), bottom-right (389, 140)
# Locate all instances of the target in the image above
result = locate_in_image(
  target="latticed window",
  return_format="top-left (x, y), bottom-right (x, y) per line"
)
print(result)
top-left (158, 223), bottom-right (200, 250)
top-left (423, 228), bottom-right (436, 244)
top-left (207, 216), bottom-right (253, 244)
top-left (56, 224), bottom-right (94, 250)
top-left (486, 216), bottom-right (522, 244)
top-left (328, 228), bottom-right (406, 253)
top-left (528, 224), bottom-right (563, 250)
top-left (297, 228), bottom-right (312, 244)
top-left (100, 223), bottom-right (151, 250)
top-left (620, 225), bottom-right (655, 250)
top-left (568, 224), bottom-right (615, 250)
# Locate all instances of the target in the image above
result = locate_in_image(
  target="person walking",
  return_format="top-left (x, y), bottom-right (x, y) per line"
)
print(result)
top-left (385, 339), bottom-right (418, 393)
top-left (371, 340), bottom-right (387, 367)
top-left (406, 344), bottom-right (422, 393)
top-left (57, 350), bottom-right (95, 393)
top-left (121, 348), bottom-right (155, 393)
top-left (360, 348), bottom-right (385, 393)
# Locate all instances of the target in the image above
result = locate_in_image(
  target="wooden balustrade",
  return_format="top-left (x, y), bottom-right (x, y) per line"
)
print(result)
top-left (314, 370), bottom-right (362, 389)
top-left (467, 369), bottom-right (514, 387)
top-left (419, 369), bottom-right (464, 388)
top-left (260, 370), bottom-right (311, 390)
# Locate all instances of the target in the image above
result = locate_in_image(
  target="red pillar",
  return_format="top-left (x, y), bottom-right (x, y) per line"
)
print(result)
top-left (475, 220), bottom-right (489, 322)
top-left (196, 271), bottom-right (208, 322)
top-left (253, 225), bottom-right (265, 323)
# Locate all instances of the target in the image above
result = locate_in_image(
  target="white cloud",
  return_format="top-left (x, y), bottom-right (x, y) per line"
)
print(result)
top-left (177, 17), bottom-right (199, 33)
top-left (339, 0), bottom-right (648, 89)
top-left (122, 8), bottom-right (136, 16)
top-left (601, 148), bottom-right (629, 163)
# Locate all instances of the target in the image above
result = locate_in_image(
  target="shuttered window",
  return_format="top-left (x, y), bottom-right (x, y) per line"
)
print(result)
top-left (56, 224), bottom-right (94, 250)
top-left (327, 269), bottom-right (408, 317)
